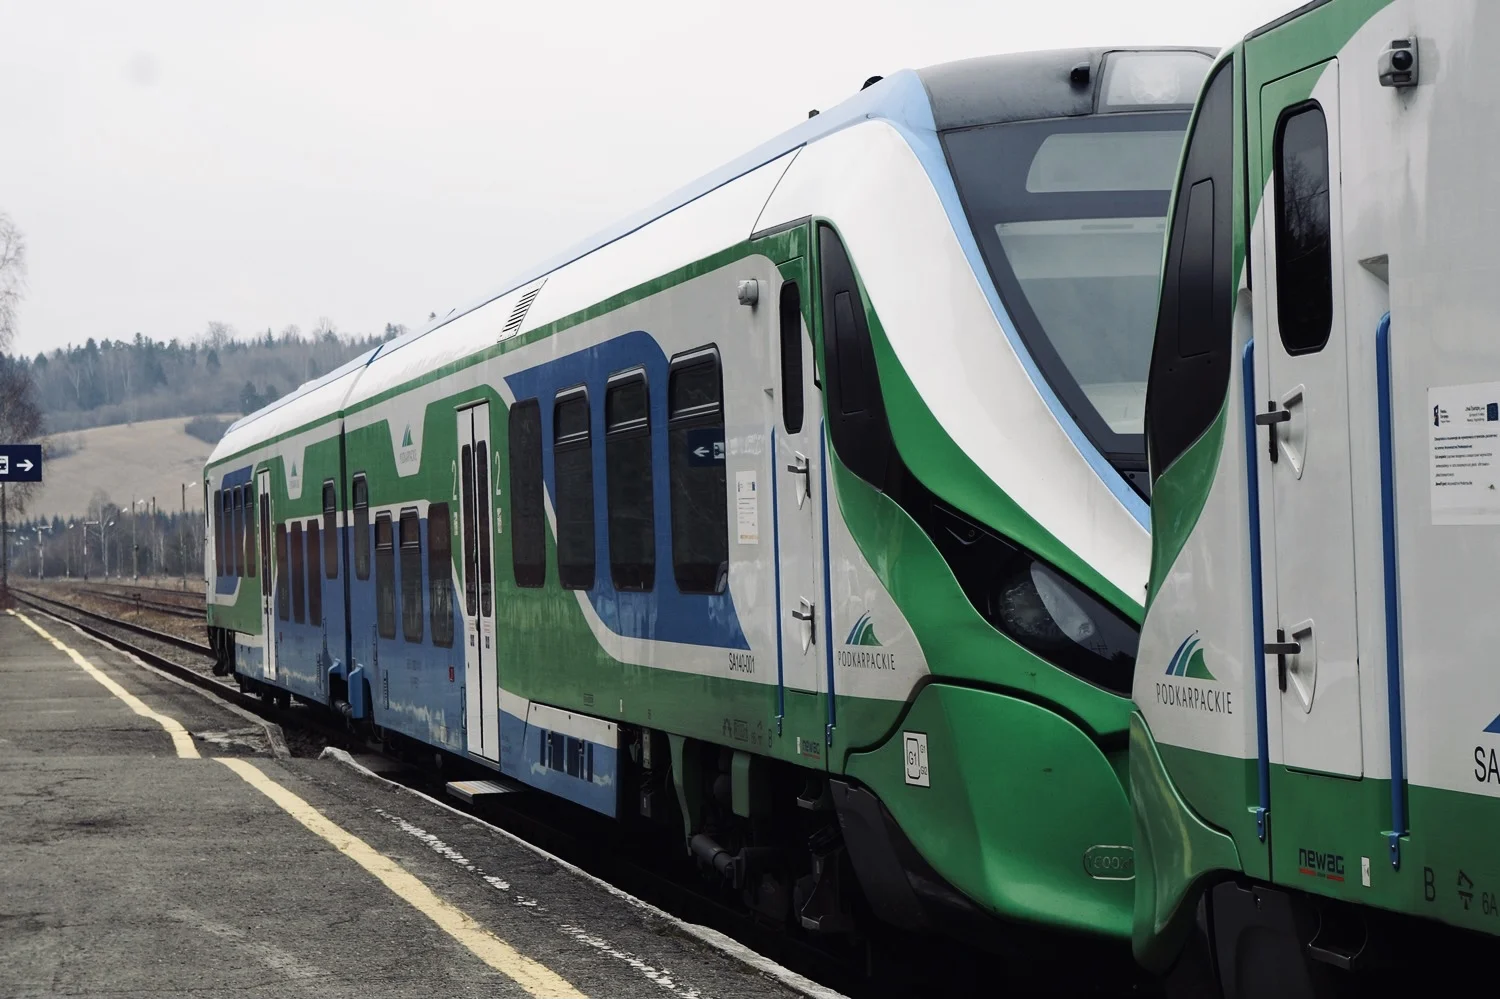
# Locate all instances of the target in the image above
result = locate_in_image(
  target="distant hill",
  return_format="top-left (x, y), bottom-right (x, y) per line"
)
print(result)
top-left (14, 324), bottom-right (398, 433)
top-left (23, 414), bottom-right (242, 519)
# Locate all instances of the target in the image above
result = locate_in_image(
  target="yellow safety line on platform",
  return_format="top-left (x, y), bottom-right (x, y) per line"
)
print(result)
top-left (9, 609), bottom-right (200, 759)
top-left (215, 757), bottom-right (585, 998)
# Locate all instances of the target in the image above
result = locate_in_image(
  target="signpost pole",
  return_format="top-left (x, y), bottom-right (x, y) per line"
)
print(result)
top-left (1, 482), bottom-right (7, 605)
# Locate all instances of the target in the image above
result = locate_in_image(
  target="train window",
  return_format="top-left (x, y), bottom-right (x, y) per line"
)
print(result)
top-left (275, 522), bottom-right (289, 621)
top-left (818, 225), bottom-right (896, 492)
top-left (375, 512), bottom-right (396, 639)
top-left (667, 349), bottom-right (728, 594)
top-left (1273, 103), bottom-right (1333, 355)
top-left (322, 481), bottom-right (337, 579)
top-left (460, 444), bottom-right (477, 615)
top-left (508, 399), bottom-right (546, 588)
top-left (353, 475), bottom-right (370, 580)
top-left (400, 509), bottom-right (423, 642)
top-left (475, 440), bottom-right (493, 617)
top-left (230, 487), bottom-right (242, 577)
top-left (214, 489), bottom-right (224, 577)
top-left (779, 281), bottom-right (804, 434)
top-left (290, 522), bottom-right (306, 625)
top-left (306, 519), bottom-right (322, 626)
top-left (1145, 59), bottom-right (1234, 482)
top-left (605, 371), bottom-right (654, 591)
top-left (554, 388), bottom-right (595, 590)
top-left (242, 484), bottom-right (256, 578)
top-left (428, 502), bottom-right (454, 648)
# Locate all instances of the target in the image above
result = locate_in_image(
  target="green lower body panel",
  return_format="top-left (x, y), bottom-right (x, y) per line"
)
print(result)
top-left (844, 683), bottom-right (1135, 938)
top-left (1129, 712), bottom-right (1241, 970)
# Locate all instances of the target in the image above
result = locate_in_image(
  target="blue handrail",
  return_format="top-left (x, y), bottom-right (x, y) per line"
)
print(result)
top-left (1241, 340), bottom-right (1272, 841)
top-left (1375, 312), bottom-right (1407, 867)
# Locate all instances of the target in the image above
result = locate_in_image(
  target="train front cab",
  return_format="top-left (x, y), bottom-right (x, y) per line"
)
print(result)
top-left (780, 48), bottom-right (1218, 960)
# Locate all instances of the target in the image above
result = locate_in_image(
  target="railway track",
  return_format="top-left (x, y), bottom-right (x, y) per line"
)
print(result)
top-left (37, 581), bottom-right (205, 619)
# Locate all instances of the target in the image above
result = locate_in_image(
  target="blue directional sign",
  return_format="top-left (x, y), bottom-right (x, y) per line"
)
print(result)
top-left (0, 444), bottom-right (42, 482)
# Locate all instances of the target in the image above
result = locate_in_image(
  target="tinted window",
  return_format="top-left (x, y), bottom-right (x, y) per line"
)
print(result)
top-left (306, 520), bottom-right (321, 626)
top-left (429, 502), bottom-right (454, 648)
top-left (214, 489), bottom-right (224, 576)
top-left (668, 350), bottom-right (727, 594)
top-left (275, 522), bottom-right (289, 621)
top-left (1145, 61), bottom-right (1235, 484)
top-left (400, 509), bottom-right (423, 643)
top-left (353, 475), bottom-right (370, 580)
top-left (1273, 103), bottom-right (1332, 355)
top-left (779, 281), bottom-right (804, 433)
top-left (554, 389), bottom-right (595, 590)
top-left (944, 112), bottom-right (1192, 491)
top-left (289, 522), bottom-right (305, 624)
top-left (242, 484), bottom-right (256, 578)
top-left (475, 440), bottom-right (493, 617)
top-left (375, 512), bottom-right (396, 639)
top-left (461, 443), bottom-right (477, 615)
top-left (229, 488), bottom-right (241, 577)
top-left (605, 372), bottom-right (655, 592)
top-left (509, 400), bottom-right (546, 587)
top-left (322, 481), bottom-right (337, 579)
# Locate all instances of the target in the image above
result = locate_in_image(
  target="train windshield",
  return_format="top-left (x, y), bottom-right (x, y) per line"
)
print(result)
top-left (944, 110), bottom-right (1192, 498)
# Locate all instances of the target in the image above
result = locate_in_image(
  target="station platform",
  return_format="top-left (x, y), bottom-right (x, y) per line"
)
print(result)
top-left (0, 609), bottom-right (828, 999)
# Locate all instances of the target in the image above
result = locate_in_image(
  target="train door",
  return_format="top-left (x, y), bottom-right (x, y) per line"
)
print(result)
top-left (457, 403), bottom-right (499, 760)
top-left (257, 469), bottom-right (278, 681)
top-left (1257, 62), bottom-right (1363, 777)
top-left (762, 235), bottom-right (829, 754)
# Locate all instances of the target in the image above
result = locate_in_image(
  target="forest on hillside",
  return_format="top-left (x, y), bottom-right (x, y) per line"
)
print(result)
top-left (9, 322), bottom-right (404, 433)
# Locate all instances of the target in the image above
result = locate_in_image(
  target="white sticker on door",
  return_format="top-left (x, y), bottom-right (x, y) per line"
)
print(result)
top-left (735, 471), bottom-right (759, 544)
top-left (1430, 382), bottom-right (1500, 525)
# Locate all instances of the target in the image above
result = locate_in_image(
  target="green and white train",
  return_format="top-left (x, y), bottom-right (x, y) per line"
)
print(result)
top-left (206, 47), bottom-right (1214, 955)
top-left (1136, 0), bottom-right (1500, 994)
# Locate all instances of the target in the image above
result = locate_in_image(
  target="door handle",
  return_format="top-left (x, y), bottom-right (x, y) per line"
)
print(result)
top-left (1256, 404), bottom-right (1290, 463)
top-left (792, 598), bottom-right (815, 651)
top-left (1266, 628), bottom-right (1299, 692)
top-left (786, 452), bottom-right (811, 508)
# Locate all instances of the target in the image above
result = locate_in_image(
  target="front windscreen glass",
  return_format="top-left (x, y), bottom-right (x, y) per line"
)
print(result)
top-left (943, 112), bottom-right (1190, 496)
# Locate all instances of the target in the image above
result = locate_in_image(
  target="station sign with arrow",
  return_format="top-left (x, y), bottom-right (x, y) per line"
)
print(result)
top-left (0, 444), bottom-right (43, 482)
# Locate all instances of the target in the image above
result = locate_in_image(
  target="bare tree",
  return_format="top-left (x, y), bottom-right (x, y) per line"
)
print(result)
top-left (0, 212), bottom-right (26, 352)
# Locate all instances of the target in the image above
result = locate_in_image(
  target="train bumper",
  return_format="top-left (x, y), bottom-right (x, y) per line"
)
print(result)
top-left (842, 682), bottom-right (1135, 939)
top-left (1128, 711), bottom-right (1240, 971)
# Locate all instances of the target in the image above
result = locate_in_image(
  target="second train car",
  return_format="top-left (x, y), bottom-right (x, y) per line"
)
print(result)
top-left (206, 47), bottom-right (1211, 950)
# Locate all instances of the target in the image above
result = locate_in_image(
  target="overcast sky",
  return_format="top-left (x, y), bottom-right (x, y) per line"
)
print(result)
top-left (0, 0), bottom-right (1299, 357)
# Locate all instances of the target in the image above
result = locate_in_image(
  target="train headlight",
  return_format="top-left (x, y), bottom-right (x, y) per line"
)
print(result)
top-left (994, 561), bottom-right (1138, 694)
top-left (1099, 51), bottom-right (1212, 110)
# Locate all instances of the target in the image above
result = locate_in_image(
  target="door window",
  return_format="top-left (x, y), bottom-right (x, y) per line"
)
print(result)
top-left (475, 438), bottom-right (494, 616)
top-left (779, 281), bottom-right (804, 433)
top-left (353, 475), bottom-right (370, 580)
top-left (1273, 103), bottom-right (1333, 355)
top-left (242, 484), bottom-right (256, 578)
top-left (322, 481), bottom-right (338, 579)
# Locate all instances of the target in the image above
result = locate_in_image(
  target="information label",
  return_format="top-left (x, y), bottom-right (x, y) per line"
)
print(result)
top-left (735, 471), bottom-right (758, 545)
top-left (0, 443), bottom-right (42, 482)
top-left (1430, 381), bottom-right (1500, 525)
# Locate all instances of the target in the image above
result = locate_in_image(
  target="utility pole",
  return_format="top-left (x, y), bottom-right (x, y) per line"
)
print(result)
top-left (180, 483), bottom-right (187, 590)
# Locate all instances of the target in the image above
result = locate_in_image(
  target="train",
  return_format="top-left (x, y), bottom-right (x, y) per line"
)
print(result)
top-left (1135, 0), bottom-right (1500, 995)
top-left (204, 43), bottom-right (1216, 962)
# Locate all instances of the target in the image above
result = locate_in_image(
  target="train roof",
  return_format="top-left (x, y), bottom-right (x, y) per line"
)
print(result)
top-left (209, 45), bottom-right (1214, 469)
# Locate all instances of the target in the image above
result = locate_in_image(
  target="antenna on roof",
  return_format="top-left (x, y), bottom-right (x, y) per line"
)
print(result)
top-left (861, 75), bottom-right (883, 90)
top-left (808, 109), bottom-right (819, 118)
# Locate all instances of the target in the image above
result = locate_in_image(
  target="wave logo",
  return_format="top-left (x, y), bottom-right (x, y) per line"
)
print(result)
top-left (845, 612), bottom-right (882, 647)
top-left (1165, 632), bottom-right (1215, 681)
top-left (401, 424), bottom-right (414, 447)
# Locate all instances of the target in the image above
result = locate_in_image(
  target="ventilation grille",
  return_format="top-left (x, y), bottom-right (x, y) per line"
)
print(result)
top-left (501, 283), bottom-right (544, 338)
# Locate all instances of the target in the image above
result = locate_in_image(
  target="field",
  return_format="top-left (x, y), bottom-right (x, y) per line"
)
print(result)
top-left (23, 415), bottom-right (237, 520)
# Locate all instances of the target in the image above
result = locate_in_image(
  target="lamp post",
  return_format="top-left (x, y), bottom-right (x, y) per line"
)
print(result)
top-left (83, 519), bottom-right (100, 581)
top-left (34, 525), bottom-right (51, 580)
top-left (131, 498), bottom-right (140, 582)
top-left (102, 518), bottom-right (116, 578)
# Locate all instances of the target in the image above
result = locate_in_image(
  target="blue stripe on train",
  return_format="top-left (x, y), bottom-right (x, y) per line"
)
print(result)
top-left (504, 329), bottom-right (750, 651)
